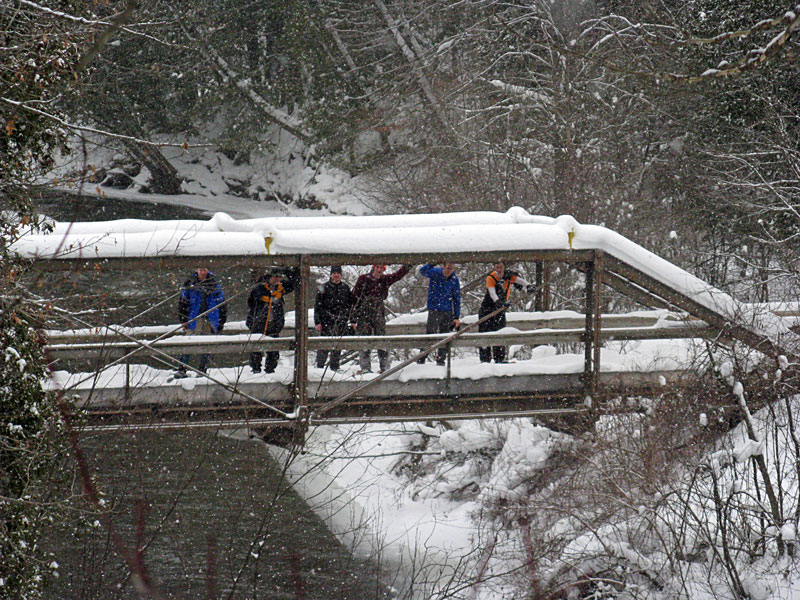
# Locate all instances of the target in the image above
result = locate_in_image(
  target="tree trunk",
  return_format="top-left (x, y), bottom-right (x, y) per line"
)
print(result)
top-left (123, 140), bottom-right (183, 195)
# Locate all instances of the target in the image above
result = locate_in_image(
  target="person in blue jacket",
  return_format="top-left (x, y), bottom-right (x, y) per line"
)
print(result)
top-left (417, 263), bottom-right (461, 366)
top-left (175, 266), bottom-right (227, 378)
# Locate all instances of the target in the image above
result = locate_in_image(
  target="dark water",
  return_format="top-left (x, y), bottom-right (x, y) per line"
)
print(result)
top-left (36, 192), bottom-right (209, 222)
top-left (34, 194), bottom-right (393, 599)
top-left (44, 430), bottom-right (390, 599)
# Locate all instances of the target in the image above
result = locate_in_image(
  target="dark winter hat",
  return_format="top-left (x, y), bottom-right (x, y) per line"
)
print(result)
top-left (330, 265), bottom-right (343, 275)
top-left (268, 267), bottom-right (284, 277)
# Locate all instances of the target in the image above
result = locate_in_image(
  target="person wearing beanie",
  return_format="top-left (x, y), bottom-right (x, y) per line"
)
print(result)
top-left (313, 266), bottom-right (354, 371)
top-left (352, 263), bottom-right (412, 373)
top-left (174, 266), bottom-right (227, 378)
top-left (246, 266), bottom-right (300, 374)
top-left (417, 263), bottom-right (461, 366)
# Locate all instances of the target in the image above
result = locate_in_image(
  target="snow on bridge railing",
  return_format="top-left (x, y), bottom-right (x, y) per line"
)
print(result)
top-left (11, 210), bottom-right (569, 259)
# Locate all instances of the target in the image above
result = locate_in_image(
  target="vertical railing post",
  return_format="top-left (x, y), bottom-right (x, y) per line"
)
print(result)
top-left (124, 359), bottom-right (130, 403)
top-left (592, 251), bottom-right (603, 398)
top-left (541, 261), bottom-right (551, 311)
top-left (583, 251), bottom-right (604, 401)
top-left (445, 342), bottom-right (452, 384)
top-left (535, 261), bottom-right (551, 312)
top-left (293, 257), bottom-right (310, 414)
top-left (583, 259), bottom-right (595, 399)
top-left (535, 261), bottom-right (543, 311)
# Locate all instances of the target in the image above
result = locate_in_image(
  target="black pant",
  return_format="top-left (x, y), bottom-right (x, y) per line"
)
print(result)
top-left (316, 321), bottom-right (350, 370)
top-left (250, 334), bottom-right (279, 373)
top-left (356, 304), bottom-right (389, 372)
top-left (478, 310), bottom-right (506, 363)
top-left (418, 310), bottom-right (454, 364)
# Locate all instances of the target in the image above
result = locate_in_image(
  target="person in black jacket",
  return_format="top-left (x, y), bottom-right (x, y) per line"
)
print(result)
top-left (314, 266), bottom-right (355, 371)
top-left (246, 267), bottom-right (300, 374)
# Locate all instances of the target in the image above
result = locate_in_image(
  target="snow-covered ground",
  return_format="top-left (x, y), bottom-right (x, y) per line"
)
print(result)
top-left (273, 390), bottom-right (800, 600)
top-left (44, 129), bottom-right (374, 218)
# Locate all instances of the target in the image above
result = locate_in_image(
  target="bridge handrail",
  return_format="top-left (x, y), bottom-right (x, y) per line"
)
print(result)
top-left (45, 321), bottom-right (716, 361)
top-left (44, 310), bottom-right (700, 344)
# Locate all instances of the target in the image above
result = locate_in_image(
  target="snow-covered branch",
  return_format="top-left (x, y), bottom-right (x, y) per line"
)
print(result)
top-left (75, 0), bottom-right (137, 72)
top-left (14, 0), bottom-right (177, 48)
top-left (585, 5), bottom-right (800, 82)
top-left (372, 0), bottom-right (450, 131)
top-left (0, 98), bottom-right (207, 148)
top-left (165, 6), bottom-right (312, 144)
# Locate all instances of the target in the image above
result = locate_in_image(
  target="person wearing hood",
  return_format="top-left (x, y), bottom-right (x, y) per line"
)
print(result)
top-left (246, 266), bottom-right (300, 374)
top-left (175, 266), bottom-right (227, 378)
top-left (314, 266), bottom-right (355, 371)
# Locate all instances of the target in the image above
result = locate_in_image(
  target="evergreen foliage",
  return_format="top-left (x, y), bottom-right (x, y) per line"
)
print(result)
top-left (1, 2), bottom-right (91, 597)
top-left (0, 0), bottom-right (87, 197)
top-left (0, 299), bottom-right (64, 600)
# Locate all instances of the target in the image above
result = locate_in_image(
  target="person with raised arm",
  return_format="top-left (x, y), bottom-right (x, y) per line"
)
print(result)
top-left (417, 263), bottom-right (461, 366)
top-left (352, 263), bottom-right (411, 373)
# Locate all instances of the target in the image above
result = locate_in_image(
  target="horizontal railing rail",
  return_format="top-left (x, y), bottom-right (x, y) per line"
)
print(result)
top-left (45, 310), bottom-right (701, 343)
top-left (47, 321), bottom-right (715, 361)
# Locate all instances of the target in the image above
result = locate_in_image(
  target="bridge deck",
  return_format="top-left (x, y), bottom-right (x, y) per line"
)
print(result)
top-left (64, 357), bottom-right (696, 428)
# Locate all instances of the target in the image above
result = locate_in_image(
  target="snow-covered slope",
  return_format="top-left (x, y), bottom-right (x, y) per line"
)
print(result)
top-left (275, 393), bottom-right (800, 600)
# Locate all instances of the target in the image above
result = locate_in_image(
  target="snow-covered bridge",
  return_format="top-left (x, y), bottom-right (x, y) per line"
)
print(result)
top-left (16, 208), bottom-right (800, 431)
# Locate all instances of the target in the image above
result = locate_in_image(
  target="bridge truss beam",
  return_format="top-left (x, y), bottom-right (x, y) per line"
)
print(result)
top-left (37, 245), bottom-right (789, 429)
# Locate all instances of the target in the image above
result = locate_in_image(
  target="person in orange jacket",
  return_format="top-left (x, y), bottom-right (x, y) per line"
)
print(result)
top-left (478, 260), bottom-right (530, 363)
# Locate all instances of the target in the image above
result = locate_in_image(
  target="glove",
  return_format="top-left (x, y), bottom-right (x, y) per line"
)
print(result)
top-left (216, 323), bottom-right (224, 333)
